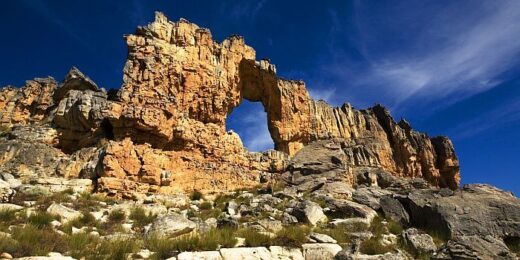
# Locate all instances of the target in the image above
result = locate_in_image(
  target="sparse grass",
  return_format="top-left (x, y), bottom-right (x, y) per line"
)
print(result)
top-left (237, 228), bottom-right (272, 247)
top-left (387, 220), bottom-right (403, 235)
top-left (9, 225), bottom-right (67, 257)
top-left (0, 233), bottom-right (18, 256)
top-left (358, 215), bottom-right (397, 255)
top-left (272, 225), bottom-right (311, 248)
top-left (190, 190), bottom-right (204, 201)
top-left (199, 201), bottom-right (213, 210)
top-left (360, 236), bottom-right (395, 255)
top-left (108, 209), bottom-right (126, 223)
top-left (145, 235), bottom-right (178, 259)
top-left (61, 213), bottom-right (100, 234)
top-left (314, 223), bottom-right (352, 244)
top-left (0, 125), bottom-right (11, 137)
top-left (27, 211), bottom-right (55, 228)
top-left (149, 227), bottom-right (237, 253)
top-left (66, 233), bottom-right (101, 259)
top-left (129, 207), bottom-right (156, 230)
top-left (424, 228), bottom-right (449, 247)
top-left (94, 237), bottom-right (141, 260)
top-left (0, 209), bottom-right (17, 223)
top-left (35, 190), bottom-right (73, 209)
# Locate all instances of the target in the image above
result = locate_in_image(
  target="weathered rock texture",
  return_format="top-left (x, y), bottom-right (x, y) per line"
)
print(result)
top-left (0, 12), bottom-right (460, 196)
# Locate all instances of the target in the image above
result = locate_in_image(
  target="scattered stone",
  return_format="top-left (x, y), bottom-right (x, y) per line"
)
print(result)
top-left (46, 203), bottom-right (82, 223)
top-left (309, 233), bottom-right (337, 243)
top-left (177, 251), bottom-right (222, 260)
top-left (292, 200), bottom-right (327, 226)
top-left (0, 203), bottom-right (23, 211)
top-left (220, 247), bottom-right (271, 260)
top-left (269, 246), bottom-right (304, 260)
top-left (147, 212), bottom-right (196, 237)
top-left (379, 196), bottom-right (409, 225)
top-left (402, 228), bottom-right (436, 253)
top-left (301, 243), bottom-right (342, 260)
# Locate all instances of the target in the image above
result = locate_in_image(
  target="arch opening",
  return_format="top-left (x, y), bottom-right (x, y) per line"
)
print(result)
top-left (226, 99), bottom-right (274, 152)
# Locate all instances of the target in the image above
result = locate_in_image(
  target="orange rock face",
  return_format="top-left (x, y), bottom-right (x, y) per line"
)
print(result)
top-left (0, 12), bottom-right (460, 196)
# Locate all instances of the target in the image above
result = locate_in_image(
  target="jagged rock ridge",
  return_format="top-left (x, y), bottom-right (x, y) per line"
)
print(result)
top-left (0, 12), bottom-right (459, 197)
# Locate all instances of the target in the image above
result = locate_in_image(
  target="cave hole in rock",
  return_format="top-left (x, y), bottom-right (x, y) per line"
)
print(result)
top-left (226, 99), bottom-right (274, 152)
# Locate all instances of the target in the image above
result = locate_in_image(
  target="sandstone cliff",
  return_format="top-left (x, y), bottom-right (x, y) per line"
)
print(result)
top-left (0, 12), bottom-right (459, 197)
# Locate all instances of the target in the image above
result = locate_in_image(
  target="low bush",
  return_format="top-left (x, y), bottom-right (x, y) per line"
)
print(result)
top-left (237, 228), bottom-right (272, 247)
top-left (0, 209), bottom-right (17, 223)
top-left (199, 201), bottom-right (213, 210)
top-left (129, 207), bottom-right (156, 229)
top-left (272, 225), bottom-right (311, 248)
top-left (314, 224), bottom-right (352, 244)
top-left (190, 190), bottom-right (204, 201)
top-left (27, 211), bottom-right (55, 228)
top-left (108, 209), bottom-right (126, 223)
top-left (387, 220), bottom-right (403, 235)
top-left (94, 237), bottom-right (141, 260)
top-left (61, 213), bottom-right (100, 234)
top-left (10, 225), bottom-right (67, 257)
top-left (359, 236), bottom-right (395, 255)
top-left (65, 233), bottom-right (101, 259)
top-left (148, 227), bottom-right (237, 254)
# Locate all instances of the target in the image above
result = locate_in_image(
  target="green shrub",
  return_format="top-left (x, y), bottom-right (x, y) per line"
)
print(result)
top-left (314, 224), bottom-right (351, 244)
top-left (108, 209), bottom-right (126, 223)
top-left (62, 213), bottom-right (100, 234)
top-left (199, 201), bottom-right (213, 210)
top-left (65, 233), bottom-right (100, 259)
top-left (359, 236), bottom-right (394, 255)
top-left (387, 220), bottom-right (403, 235)
top-left (0, 209), bottom-right (17, 223)
top-left (148, 228), bottom-right (237, 253)
top-left (237, 228), bottom-right (272, 247)
top-left (10, 225), bottom-right (67, 257)
top-left (190, 190), bottom-right (204, 201)
top-left (129, 207), bottom-right (156, 229)
top-left (35, 191), bottom-right (73, 209)
top-left (145, 235), bottom-right (178, 259)
top-left (94, 237), bottom-right (141, 260)
top-left (0, 234), bottom-right (19, 256)
top-left (27, 211), bottom-right (55, 228)
top-left (273, 225), bottom-right (311, 248)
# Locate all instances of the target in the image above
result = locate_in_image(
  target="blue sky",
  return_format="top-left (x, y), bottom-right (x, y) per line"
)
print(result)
top-left (1, 0), bottom-right (519, 194)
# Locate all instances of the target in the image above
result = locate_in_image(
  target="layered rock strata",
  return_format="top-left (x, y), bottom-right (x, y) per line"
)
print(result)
top-left (0, 12), bottom-right (459, 197)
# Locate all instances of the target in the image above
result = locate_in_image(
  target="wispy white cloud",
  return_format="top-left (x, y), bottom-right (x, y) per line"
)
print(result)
top-left (227, 103), bottom-right (274, 152)
top-left (308, 87), bottom-right (336, 104)
top-left (323, 1), bottom-right (520, 112)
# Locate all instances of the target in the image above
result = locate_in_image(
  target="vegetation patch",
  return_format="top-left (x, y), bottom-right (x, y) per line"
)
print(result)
top-left (272, 225), bottom-right (311, 248)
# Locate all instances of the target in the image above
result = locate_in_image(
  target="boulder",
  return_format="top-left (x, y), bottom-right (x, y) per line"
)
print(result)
top-left (402, 228), bottom-right (436, 253)
top-left (439, 235), bottom-right (516, 260)
top-left (400, 184), bottom-right (520, 240)
top-left (177, 251), bottom-right (222, 260)
top-left (147, 212), bottom-right (196, 237)
top-left (291, 200), bottom-right (327, 226)
top-left (269, 246), bottom-right (304, 260)
top-left (46, 203), bottom-right (82, 223)
top-left (0, 180), bottom-right (14, 203)
top-left (379, 196), bottom-right (409, 225)
top-left (309, 233), bottom-right (337, 243)
top-left (352, 187), bottom-right (392, 210)
top-left (219, 247), bottom-right (271, 260)
top-left (325, 198), bottom-right (377, 223)
top-left (301, 243), bottom-right (342, 260)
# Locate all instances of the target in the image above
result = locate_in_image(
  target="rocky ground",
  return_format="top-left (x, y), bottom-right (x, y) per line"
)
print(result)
top-left (0, 139), bottom-right (519, 260)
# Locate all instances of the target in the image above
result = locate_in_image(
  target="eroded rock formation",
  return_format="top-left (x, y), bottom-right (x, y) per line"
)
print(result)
top-left (0, 12), bottom-right (459, 197)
